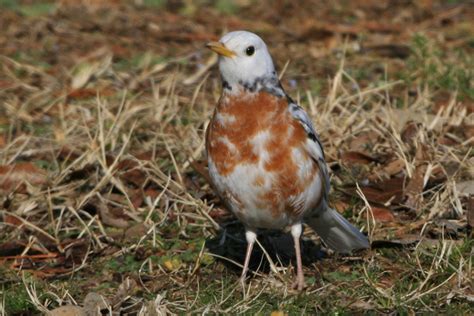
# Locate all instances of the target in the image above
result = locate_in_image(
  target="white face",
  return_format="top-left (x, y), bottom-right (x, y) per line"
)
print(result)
top-left (216, 31), bottom-right (276, 91)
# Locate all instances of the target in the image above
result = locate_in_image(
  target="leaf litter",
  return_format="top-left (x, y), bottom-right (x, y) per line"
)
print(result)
top-left (0, 0), bottom-right (473, 314)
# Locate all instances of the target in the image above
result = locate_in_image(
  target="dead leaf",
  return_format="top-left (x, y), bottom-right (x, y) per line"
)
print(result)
top-left (333, 200), bottom-right (350, 212)
top-left (341, 151), bottom-right (378, 165)
top-left (208, 207), bottom-right (231, 220)
top-left (0, 163), bottom-right (47, 193)
top-left (361, 44), bottom-right (410, 58)
top-left (404, 145), bottom-right (430, 211)
top-left (369, 158), bottom-right (405, 181)
top-left (383, 159), bottom-right (405, 176)
top-left (348, 131), bottom-right (380, 154)
top-left (124, 223), bottom-right (149, 239)
top-left (401, 121), bottom-right (421, 144)
top-left (355, 177), bottom-right (405, 205)
top-left (66, 87), bottom-right (114, 100)
top-left (404, 164), bottom-right (427, 210)
top-left (70, 54), bottom-right (112, 89)
top-left (371, 206), bottom-right (395, 223)
top-left (2, 214), bottom-right (23, 226)
top-left (98, 204), bottom-right (130, 228)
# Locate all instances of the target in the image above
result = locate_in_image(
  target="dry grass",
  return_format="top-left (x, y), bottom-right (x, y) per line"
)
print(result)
top-left (0, 1), bottom-right (473, 314)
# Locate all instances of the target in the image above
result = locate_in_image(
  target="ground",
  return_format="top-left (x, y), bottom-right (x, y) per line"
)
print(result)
top-left (0, 0), bottom-right (473, 315)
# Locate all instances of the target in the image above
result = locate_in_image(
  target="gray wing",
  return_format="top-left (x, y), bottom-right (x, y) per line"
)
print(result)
top-left (289, 102), bottom-right (330, 200)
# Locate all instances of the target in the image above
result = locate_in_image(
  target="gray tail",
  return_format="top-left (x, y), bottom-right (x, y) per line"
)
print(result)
top-left (306, 207), bottom-right (369, 254)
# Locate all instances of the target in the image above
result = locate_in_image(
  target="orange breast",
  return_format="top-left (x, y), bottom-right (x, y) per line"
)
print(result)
top-left (206, 92), bottom-right (319, 219)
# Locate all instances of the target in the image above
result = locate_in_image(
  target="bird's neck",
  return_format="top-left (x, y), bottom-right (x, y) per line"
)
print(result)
top-left (222, 74), bottom-right (285, 98)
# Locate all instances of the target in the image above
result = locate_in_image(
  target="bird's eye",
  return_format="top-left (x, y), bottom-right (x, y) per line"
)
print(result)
top-left (245, 46), bottom-right (255, 56)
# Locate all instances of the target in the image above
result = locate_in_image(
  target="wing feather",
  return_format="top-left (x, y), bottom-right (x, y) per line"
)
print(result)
top-left (288, 102), bottom-right (330, 199)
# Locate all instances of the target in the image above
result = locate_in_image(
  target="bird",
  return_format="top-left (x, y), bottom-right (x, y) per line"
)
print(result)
top-left (205, 30), bottom-right (369, 290)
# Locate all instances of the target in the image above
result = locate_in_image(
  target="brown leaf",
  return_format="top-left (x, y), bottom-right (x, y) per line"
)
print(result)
top-left (369, 159), bottom-right (405, 181)
top-left (124, 223), bottom-right (149, 240)
top-left (371, 206), bottom-right (395, 223)
top-left (404, 165), bottom-right (427, 211)
top-left (362, 44), bottom-right (410, 59)
top-left (401, 121), bottom-right (421, 144)
top-left (347, 131), bottom-right (380, 154)
top-left (341, 151), bottom-right (378, 165)
top-left (116, 153), bottom-right (154, 187)
top-left (0, 163), bottom-right (47, 193)
top-left (333, 200), bottom-right (350, 212)
top-left (2, 214), bottom-right (23, 227)
top-left (66, 87), bottom-right (114, 100)
top-left (97, 199), bottom-right (130, 228)
top-left (404, 145), bottom-right (430, 211)
top-left (208, 207), bottom-right (231, 220)
top-left (358, 177), bottom-right (405, 205)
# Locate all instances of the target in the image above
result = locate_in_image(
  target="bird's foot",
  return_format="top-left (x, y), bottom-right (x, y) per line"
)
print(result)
top-left (291, 275), bottom-right (305, 291)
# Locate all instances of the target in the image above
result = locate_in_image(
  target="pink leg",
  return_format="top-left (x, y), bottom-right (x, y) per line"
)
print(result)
top-left (291, 223), bottom-right (305, 291)
top-left (240, 230), bottom-right (257, 286)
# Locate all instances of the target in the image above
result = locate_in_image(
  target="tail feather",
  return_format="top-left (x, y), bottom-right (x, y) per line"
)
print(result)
top-left (306, 207), bottom-right (369, 254)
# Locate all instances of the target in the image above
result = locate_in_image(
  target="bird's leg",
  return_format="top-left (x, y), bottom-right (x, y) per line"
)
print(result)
top-left (240, 230), bottom-right (257, 288)
top-left (291, 223), bottom-right (305, 291)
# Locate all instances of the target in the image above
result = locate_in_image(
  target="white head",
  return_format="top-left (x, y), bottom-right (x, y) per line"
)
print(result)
top-left (207, 31), bottom-right (278, 93)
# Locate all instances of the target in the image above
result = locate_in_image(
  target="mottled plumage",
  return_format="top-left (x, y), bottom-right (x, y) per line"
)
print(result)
top-left (206, 31), bottom-right (369, 290)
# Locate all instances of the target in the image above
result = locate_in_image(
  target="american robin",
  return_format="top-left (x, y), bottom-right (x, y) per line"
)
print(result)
top-left (205, 31), bottom-right (369, 290)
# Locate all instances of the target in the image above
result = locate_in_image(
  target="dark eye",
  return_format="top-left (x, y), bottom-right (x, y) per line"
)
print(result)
top-left (245, 46), bottom-right (255, 56)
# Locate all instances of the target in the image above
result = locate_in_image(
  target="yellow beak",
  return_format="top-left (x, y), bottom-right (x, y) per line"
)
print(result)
top-left (206, 41), bottom-right (235, 58)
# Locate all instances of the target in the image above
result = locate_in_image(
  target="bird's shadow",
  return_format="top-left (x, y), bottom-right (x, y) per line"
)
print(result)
top-left (206, 221), bottom-right (325, 275)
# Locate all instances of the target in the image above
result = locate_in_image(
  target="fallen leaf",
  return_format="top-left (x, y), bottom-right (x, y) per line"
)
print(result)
top-left (0, 163), bottom-right (47, 193)
top-left (404, 164), bottom-right (427, 211)
top-left (333, 200), bottom-right (350, 212)
top-left (361, 44), bottom-right (410, 58)
top-left (348, 131), bottom-right (380, 154)
top-left (371, 206), bottom-right (395, 223)
top-left (341, 151), bottom-right (378, 165)
top-left (124, 223), bottom-right (150, 240)
top-left (382, 159), bottom-right (406, 176)
top-left (401, 121), bottom-right (421, 144)
top-left (2, 214), bottom-right (23, 226)
top-left (404, 145), bottom-right (430, 211)
top-left (356, 177), bottom-right (405, 205)
top-left (93, 198), bottom-right (130, 228)
top-left (67, 87), bottom-right (114, 99)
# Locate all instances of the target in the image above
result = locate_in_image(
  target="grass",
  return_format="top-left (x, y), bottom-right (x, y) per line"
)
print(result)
top-left (0, 0), bottom-right (473, 314)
